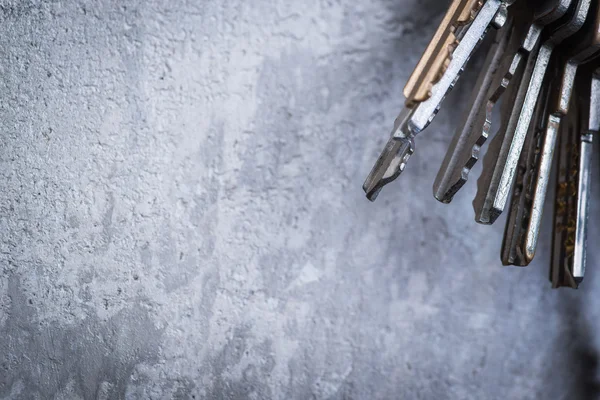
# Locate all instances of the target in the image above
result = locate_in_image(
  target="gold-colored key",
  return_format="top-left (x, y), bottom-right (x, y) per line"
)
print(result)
top-left (404, 0), bottom-right (483, 107)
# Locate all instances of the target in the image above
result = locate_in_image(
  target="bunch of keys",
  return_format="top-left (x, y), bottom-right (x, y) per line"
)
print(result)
top-left (363, 0), bottom-right (599, 288)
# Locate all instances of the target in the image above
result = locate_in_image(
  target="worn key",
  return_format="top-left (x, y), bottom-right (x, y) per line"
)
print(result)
top-left (473, 0), bottom-right (591, 224)
top-left (550, 67), bottom-right (598, 288)
top-left (433, 0), bottom-right (571, 203)
top-left (363, 0), bottom-right (508, 201)
top-left (502, 2), bottom-right (600, 265)
top-left (550, 91), bottom-right (579, 288)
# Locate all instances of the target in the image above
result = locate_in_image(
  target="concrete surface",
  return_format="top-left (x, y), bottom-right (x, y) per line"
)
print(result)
top-left (0, 0), bottom-right (599, 399)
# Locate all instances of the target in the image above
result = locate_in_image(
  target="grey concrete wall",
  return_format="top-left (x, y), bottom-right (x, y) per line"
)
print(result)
top-left (1, 0), bottom-right (599, 399)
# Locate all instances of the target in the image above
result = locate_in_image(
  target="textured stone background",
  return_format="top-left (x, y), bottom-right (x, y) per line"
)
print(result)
top-left (1, 0), bottom-right (599, 399)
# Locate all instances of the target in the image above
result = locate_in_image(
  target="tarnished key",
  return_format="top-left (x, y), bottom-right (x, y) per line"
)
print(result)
top-left (433, 0), bottom-right (572, 203)
top-left (550, 91), bottom-right (578, 288)
top-left (473, 0), bottom-right (591, 224)
top-left (363, 0), bottom-right (508, 201)
top-left (550, 67), bottom-right (598, 288)
top-left (502, 3), bottom-right (600, 265)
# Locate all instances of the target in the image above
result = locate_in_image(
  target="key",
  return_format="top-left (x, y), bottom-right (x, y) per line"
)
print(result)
top-left (501, 56), bottom-right (554, 265)
top-left (433, 0), bottom-right (571, 203)
top-left (473, 0), bottom-right (591, 224)
top-left (502, 2), bottom-right (600, 265)
top-left (549, 66), bottom-right (598, 288)
top-left (551, 65), bottom-right (599, 288)
top-left (363, 0), bottom-right (508, 201)
top-left (571, 68), bottom-right (600, 282)
top-left (550, 89), bottom-right (578, 288)
top-left (404, 0), bottom-right (486, 107)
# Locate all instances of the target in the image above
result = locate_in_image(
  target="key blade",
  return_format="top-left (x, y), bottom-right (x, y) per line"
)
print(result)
top-left (522, 114), bottom-right (561, 263)
top-left (363, 137), bottom-right (414, 201)
top-left (572, 132), bottom-right (593, 282)
top-left (473, 38), bottom-right (540, 224)
top-left (501, 62), bottom-right (554, 265)
top-left (567, 66), bottom-right (600, 284)
top-left (550, 82), bottom-right (587, 289)
top-left (550, 119), bottom-right (573, 288)
top-left (433, 9), bottom-right (531, 203)
top-left (363, 109), bottom-right (415, 201)
top-left (433, 20), bottom-right (512, 203)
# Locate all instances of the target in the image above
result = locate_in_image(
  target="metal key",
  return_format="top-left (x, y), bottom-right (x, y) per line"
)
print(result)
top-left (473, 0), bottom-right (591, 224)
top-left (363, 0), bottom-right (508, 201)
top-left (433, 0), bottom-right (571, 203)
top-left (404, 0), bottom-right (485, 107)
top-left (550, 66), bottom-right (598, 288)
top-left (550, 90), bottom-right (578, 287)
top-left (502, 2), bottom-right (600, 265)
top-left (501, 57), bottom-right (554, 265)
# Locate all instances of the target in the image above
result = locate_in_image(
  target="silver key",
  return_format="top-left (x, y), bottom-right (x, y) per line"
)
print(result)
top-left (571, 70), bottom-right (599, 283)
top-left (433, 0), bottom-right (571, 203)
top-left (363, 0), bottom-right (508, 201)
top-left (473, 0), bottom-right (591, 224)
top-left (501, 57), bottom-right (554, 265)
top-left (549, 67), bottom-right (598, 288)
top-left (502, 2), bottom-right (600, 265)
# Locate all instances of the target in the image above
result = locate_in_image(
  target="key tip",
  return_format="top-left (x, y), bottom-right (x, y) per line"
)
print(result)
top-left (474, 204), bottom-right (501, 225)
top-left (524, 247), bottom-right (536, 265)
top-left (362, 182), bottom-right (381, 202)
top-left (362, 135), bottom-right (414, 202)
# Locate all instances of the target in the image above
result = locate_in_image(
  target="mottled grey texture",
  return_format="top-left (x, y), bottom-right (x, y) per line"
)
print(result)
top-left (0, 0), bottom-right (599, 399)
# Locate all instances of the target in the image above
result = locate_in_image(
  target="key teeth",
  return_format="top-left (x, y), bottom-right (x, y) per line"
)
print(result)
top-left (457, 67), bottom-right (514, 198)
top-left (464, 108), bottom-right (492, 174)
top-left (439, 129), bottom-right (487, 204)
top-left (434, 113), bottom-right (491, 204)
top-left (443, 51), bottom-right (518, 203)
